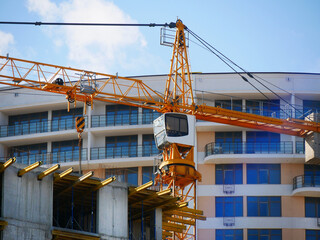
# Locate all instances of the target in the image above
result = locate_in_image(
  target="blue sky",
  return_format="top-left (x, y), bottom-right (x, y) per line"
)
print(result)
top-left (0, 0), bottom-right (319, 76)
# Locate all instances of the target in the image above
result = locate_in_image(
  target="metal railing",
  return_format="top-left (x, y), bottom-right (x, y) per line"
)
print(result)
top-left (3, 149), bottom-right (88, 165)
top-left (0, 117), bottom-right (88, 138)
top-left (293, 175), bottom-right (320, 190)
top-left (91, 145), bottom-right (159, 160)
top-left (91, 112), bottom-right (161, 127)
top-left (205, 141), bottom-right (302, 157)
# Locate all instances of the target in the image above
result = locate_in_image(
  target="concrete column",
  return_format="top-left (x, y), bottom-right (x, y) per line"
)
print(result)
top-left (2, 165), bottom-right (53, 240)
top-left (242, 99), bottom-right (246, 112)
top-left (98, 182), bottom-right (128, 240)
top-left (0, 111), bottom-right (8, 125)
top-left (242, 130), bottom-right (246, 154)
top-left (138, 107), bottom-right (143, 125)
top-left (155, 208), bottom-right (162, 240)
top-left (138, 134), bottom-right (142, 158)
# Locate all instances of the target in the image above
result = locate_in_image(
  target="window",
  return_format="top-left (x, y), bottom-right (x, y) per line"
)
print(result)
top-left (142, 108), bottom-right (161, 124)
top-left (8, 112), bottom-right (48, 135)
top-left (52, 108), bottom-right (83, 131)
top-left (303, 100), bottom-right (320, 116)
top-left (305, 197), bottom-right (320, 218)
top-left (247, 164), bottom-right (280, 184)
top-left (52, 140), bottom-right (80, 163)
top-left (106, 135), bottom-right (137, 158)
top-left (215, 100), bottom-right (242, 111)
top-left (106, 167), bottom-right (138, 186)
top-left (247, 197), bottom-right (281, 217)
top-left (142, 166), bottom-right (154, 184)
top-left (216, 197), bottom-right (243, 217)
top-left (246, 131), bottom-right (280, 153)
top-left (9, 143), bottom-right (47, 164)
top-left (306, 230), bottom-right (320, 240)
top-left (246, 100), bottom-right (280, 118)
top-left (304, 165), bottom-right (320, 186)
top-left (248, 229), bottom-right (281, 240)
top-left (165, 114), bottom-right (188, 137)
top-left (216, 164), bottom-right (243, 184)
top-left (216, 229), bottom-right (243, 240)
top-left (106, 105), bottom-right (138, 126)
top-left (142, 134), bottom-right (159, 157)
top-left (215, 132), bottom-right (242, 154)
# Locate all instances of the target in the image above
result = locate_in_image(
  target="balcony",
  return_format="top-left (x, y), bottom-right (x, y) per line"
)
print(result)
top-left (0, 117), bottom-right (88, 138)
top-left (91, 145), bottom-right (160, 160)
top-left (204, 141), bottom-right (304, 164)
top-left (292, 175), bottom-right (320, 197)
top-left (91, 112), bottom-right (161, 128)
top-left (2, 149), bottom-right (88, 165)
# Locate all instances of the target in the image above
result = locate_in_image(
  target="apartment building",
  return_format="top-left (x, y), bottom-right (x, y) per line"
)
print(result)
top-left (0, 72), bottom-right (319, 240)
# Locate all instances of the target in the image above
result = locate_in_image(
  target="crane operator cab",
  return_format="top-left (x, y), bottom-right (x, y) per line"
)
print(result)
top-left (153, 113), bottom-right (195, 150)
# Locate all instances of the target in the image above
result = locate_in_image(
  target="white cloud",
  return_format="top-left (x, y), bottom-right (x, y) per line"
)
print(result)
top-left (26, 0), bottom-right (149, 73)
top-left (0, 31), bottom-right (15, 55)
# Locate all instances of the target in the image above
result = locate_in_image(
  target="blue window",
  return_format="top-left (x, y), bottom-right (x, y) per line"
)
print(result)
top-left (216, 164), bottom-right (243, 184)
top-left (142, 166), bottom-right (154, 184)
top-left (106, 167), bottom-right (138, 186)
top-left (52, 140), bottom-right (80, 163)
top-left (10, 143), bottom-right (47, 164)
top-left (247, 164), bottom-right (280, 184)
top-left (142, 108), bottom-right (161, 124)
top-left (106, 105), bottom-right (138, 126)
top-left (216, 229), bottom-right (243, 240)
top-left (303, 100), bottom-right (320, 118)
top-left (246, 100), bottom-right (280, 118)
top-left (142, 134), bottom-right (159, 157)
top-left (305, 197), bottom-right (320, 218)
top-left (248, 229), bottom-right (281, 240)
top-left (216, 197), bottom-right (243, 217)
top-left (306, 230), bottom-right (320, 240)
top-left (304, 165), bottom-right (320, 187)
top-left (106, 135), bottom-right (137, 158)
top-left (247, 197), bottom-right (281, 217)
top-left (52, 108), bottom-right (82, 131)
top-left (215, 132), bottom-right (243, 154)
top-left (246, 131), bottom-right (280, 154)
top-left (215, 100), bottom-right (242, 112)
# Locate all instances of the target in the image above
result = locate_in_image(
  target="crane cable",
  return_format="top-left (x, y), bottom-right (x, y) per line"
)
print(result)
top-left (186, 27), bottom-right (311, 120)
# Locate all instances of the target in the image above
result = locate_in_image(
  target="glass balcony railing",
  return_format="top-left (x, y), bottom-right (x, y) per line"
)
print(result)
top-left (0, 117), bottom-right (88, 138)
top-left (293, 175), bottom-right (320, 190)
top-left (91, 145), bottom-right (160, 160)
top-left (2, 149), bottom-right (88, 165)
top-left (205, 141), bottom-right (304, 157)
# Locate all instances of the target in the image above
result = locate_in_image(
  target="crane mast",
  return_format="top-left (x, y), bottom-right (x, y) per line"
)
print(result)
top-left (0, 19), bottom-right (320, 240)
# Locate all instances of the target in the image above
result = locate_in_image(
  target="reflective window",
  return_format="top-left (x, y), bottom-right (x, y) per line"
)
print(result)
top-left (142, 134), bottom-right (159, 157)
top-left (142, 108), bottom-right (161, 124)
top-left (246, 100), bottom-right (280, 118)
top-left (106, 167), bottom-right (138, 186)
top-left (216, 229), bottom-right (243, 240)
top-left (165, 114), bottom-right (188, 137)
top-left (215, 132), bottom-right (242, 154)
top-left (248, 229), bottom-right (281, 240)
top-left (247, 196), bottom-right (281, 217)
top-left (106, 135), bottom-right (137, 158)
top-left (8, 112), bottom-right (48, 135)
top-left (304, 165), bottom-right (320, 186)
top-left (142, 166), bottom-right (154, 184)
top-left (9, 143), bottom-right (47, 164)
top-left (305, 197), bottom-right (320, 218)
top-left (306, 230), bottom-right (320, 240)
top-left (247, 164), bottom-right (280, 184)
top-left (216, 197), bottom-right (243, 217)
top-left (216, 164), bottom-right (243, 185)
top-left (246, 131), bottom-right (280, 153)
top-left (52, 140), bottom-right (80, 163)
top-left (52, 108), bottom-right (82, 131)
top-left (303, 100), bottom-right (320, 117)
top-left (215, 100), bottom-right (242, 111)
top-left (106, 105), bottom-right (138, 126)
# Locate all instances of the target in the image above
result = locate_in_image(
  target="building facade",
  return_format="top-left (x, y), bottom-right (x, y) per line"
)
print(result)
top-left (0, 72), bottom-right (320, 240)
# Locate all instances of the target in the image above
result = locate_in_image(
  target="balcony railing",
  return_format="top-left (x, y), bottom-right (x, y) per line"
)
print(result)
top-left (2, 149), bottom-right (88, 165)
top-left (0, 117), bottom-right (88, 138)
top-left (293, 175), bottom-right (320, 190)
top-left (91, 145), bottom-right (159, 160)
top-left (91, 112), bottom-right (161, 127)
top-left (204, 141), bottom-right (304, 157)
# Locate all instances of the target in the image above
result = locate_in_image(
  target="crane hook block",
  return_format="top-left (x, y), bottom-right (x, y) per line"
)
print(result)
top-left (75, 116), bottom-right (85, 133)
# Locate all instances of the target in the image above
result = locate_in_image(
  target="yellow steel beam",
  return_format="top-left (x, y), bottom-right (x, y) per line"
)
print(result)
top-left (130, 188), bottom-right (172, 207)
top-left (52, 229), bottom-right (100, 240)
top-left (179, 206), bottom-right (204, 215)
top-left (0, 220), bottom-right (8, 230)
top-left (56, 171), bottom-right (93, 198)
top-left (0, 157), bottom-right (16, 173)
top-left (162, 222), bottom-right (186, 230)
top-left (38, 164), bottom-right (60, 180)
top-left (162, 225), bottom-right (183, 233)
top-left (164, 210), bottom-right (206, 221)
top-left (162, 230), bottom-right (173, 238)
top-left (91, 176), bottom-right (116, 192)
top-left (17, 161), bottom-right (42, 177)
top-left (164, 216), bottom-right (195, 226)
top-left (54, 167), bottom-right (73, 182)
top-left (128, 180), bottom-right (153, 196)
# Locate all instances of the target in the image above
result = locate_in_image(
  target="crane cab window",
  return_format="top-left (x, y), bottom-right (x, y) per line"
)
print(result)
top-left (165, 114), bottom-right (188, 137)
